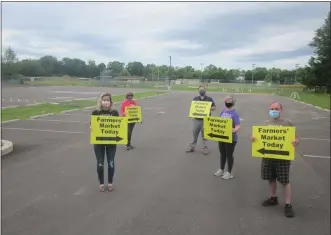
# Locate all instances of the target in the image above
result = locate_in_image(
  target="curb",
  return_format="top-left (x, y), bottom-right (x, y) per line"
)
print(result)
top-left (29, 113), bottom-right (55, 119)
top-left (138, 92), bottom-right (171, 100)
top-left (1, 140), bottom-right (13, 156)
top-left (2, 119), bottom-right (20, 124)
top-left (2, 92), bottom-right (170, 121)
top-left (281, 96), bottom-right (330, 112)
top-left (60, 109), bottom-right (79, 113)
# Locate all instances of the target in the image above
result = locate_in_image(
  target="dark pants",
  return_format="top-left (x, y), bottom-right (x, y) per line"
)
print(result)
top-left (127, 123), bottom-right (136, 146)
top-left (93, 144), bottom-right (117, 185)
top-left (218, 141), bottom-right (237, 173)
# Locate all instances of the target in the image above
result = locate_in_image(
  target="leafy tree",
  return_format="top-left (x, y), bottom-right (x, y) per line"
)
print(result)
top-left (305, 12), bottom-right (331, 92)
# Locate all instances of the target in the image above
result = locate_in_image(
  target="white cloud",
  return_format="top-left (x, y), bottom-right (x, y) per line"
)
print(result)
top-left (2, 2), bottom-right (328, 69)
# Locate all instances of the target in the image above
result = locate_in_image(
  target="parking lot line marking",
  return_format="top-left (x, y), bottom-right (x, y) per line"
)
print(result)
top-left (303, 155), bottom-right (330, 159)
top-left (300, 137), bottom-right (330, 141)
top-left (27, 119), bottom-right (88, 123)
top-left (2, 127), bottom-right (84, 134)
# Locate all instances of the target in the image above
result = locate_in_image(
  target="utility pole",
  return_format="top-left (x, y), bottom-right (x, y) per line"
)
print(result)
top-left (295, 63), bottom-right (299, 84)
top-left (252, 64), bottom-right (256, 84)
top-left (168, 56), bottom-right (172, 86)
top-left (200, 63), bottom-right (204, 82)
top-left (158, 67), bottom-right (159, 80)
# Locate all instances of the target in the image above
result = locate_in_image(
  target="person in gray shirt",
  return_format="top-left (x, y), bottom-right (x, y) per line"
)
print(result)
top-left (186, 85), bottom-right (216, 155)
top-left (250, 102), bottom-right (299, 218)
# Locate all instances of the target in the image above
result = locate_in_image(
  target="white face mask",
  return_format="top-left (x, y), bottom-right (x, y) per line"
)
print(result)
top-left (101, 100), bottom-right (111, 108)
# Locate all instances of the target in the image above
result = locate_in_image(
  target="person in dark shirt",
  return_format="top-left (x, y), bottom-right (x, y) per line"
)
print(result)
top-left (91, 92), bottom-right (119, 192)
top-left (186, 85), bottom-right (216, 155)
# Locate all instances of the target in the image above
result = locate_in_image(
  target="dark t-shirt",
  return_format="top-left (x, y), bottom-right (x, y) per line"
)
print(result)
top-left (91, 109), bottom-right (119, 117)
top-left (192, 95), bottom-right (216, 119)
top-left (90, 109), bottom-right (119, 125)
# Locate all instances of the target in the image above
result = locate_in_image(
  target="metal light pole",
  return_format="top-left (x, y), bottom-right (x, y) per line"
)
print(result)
top-left (251, 64), bottom-right (256, 84)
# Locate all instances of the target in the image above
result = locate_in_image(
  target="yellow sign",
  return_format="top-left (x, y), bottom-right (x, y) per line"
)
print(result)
top-left (252, 126), bottom-right (296, 160)
top-left (90, 116), bottom-right (128, 145)
top-left (189, 101), bottom-right (212, 118)
top-left (203, 116), bottom-right (233, 143)
top-left (125, 106), bottom-right (142, 123)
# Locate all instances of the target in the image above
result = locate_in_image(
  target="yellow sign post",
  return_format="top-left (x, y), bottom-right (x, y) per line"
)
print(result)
top-left (90, 116), bottom-right (128, 145)
top-left (252, 126), bottom-right (296, 160)
top-left (203, 117), bottom-right (233, 143)
top-left (125, 106), bottom-right (142, 123)
top-left (189, 101), bottom-right (212, 118)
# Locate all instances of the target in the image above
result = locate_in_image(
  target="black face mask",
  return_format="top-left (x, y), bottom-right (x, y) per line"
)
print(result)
top-left (225, 102), bottom-right (233, 108)
top-left (199, 90), bottom-right (206, 96)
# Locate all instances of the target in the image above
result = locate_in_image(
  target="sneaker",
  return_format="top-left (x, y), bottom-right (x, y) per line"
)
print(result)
top-left (99, 184), bottom-right (105, 192)
top-left (214, 169), bottom-right (225, 176)
top-left (107, 184), bottom-right (114, 192)
top-left (221, 172), bottom-right (233, 180)
top-left (186, 147), bottom-right (194, 153)
top-left (285, 204), bottom-right (294, 218)
top-left (262, 196), bottom-right (279, 206)
top-left (129, 145), bottom-right (135, 150)
top-left (202, 148), bottom-right (209, 155)
top-left (126, 146), bottom-right (130, 151)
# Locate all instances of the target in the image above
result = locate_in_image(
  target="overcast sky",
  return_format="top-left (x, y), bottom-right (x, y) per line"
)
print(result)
top-left (2, 2), bottom-right (329, 70)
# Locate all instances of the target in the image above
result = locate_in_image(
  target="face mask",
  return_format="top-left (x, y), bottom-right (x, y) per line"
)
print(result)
top-left (225, 102), bottom-right (233, 108)
top-left (269, 110), bottom-right (280, 119)
top-left (127, 95), bottom-right (133, 100)
top-left (101, 100), bottom-right (111, 108)
top-left (199, 90), bottom-right (206, 96)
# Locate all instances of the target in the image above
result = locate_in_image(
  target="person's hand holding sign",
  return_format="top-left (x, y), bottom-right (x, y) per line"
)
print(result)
top-left (291, 138), bottom-right (299, 147)
top-left (250, 136), bottom-right (256, 142)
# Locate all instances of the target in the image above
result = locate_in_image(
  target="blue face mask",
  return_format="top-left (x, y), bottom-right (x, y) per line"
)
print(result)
top-left (269, 110), bottom-right (280, 119)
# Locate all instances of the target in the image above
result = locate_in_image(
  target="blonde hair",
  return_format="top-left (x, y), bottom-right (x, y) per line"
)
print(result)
top-left (96, 92), bottom-right (112, 110)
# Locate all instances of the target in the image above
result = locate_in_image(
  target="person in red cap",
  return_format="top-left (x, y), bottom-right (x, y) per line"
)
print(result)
top-left (121, 92), bottom-right (137, 150)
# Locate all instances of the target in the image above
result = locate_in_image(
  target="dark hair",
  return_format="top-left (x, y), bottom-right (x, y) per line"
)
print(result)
top-left (198, 85), bottom-right (205, 90)
top-left (269, 102), bottom-right (282, 110)
top-left (126, 92), bottom-right (133, 98)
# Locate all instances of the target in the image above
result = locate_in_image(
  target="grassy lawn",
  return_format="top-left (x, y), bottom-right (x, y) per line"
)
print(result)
top-left (2, 92), bottom-right (167, 121)
top-left (278, 89), bottom-right (330, 109)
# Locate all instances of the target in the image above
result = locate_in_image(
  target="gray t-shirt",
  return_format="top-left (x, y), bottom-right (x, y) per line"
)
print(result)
top-left (263, 118), bottom-right (294, 127)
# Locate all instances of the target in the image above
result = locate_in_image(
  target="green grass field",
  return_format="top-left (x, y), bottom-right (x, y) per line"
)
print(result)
top-left (2, 91), bottom-right (167, 121)
top-left (26, 78), bottom-right (330, 110)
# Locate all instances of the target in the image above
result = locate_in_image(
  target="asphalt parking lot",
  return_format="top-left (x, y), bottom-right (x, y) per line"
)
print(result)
top-left (1, 91), bottom-right (330, 235)
top-left (1, 85), bottom-right (154, 108)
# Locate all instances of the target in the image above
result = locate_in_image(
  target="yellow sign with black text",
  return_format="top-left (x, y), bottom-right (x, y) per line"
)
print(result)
top-left (125, 106), bottom-right (142, 123)
top-left (90, 116), bottom-right (128, 145)
top-left (252, 126), bottom-right (296, 160)
top-left (189, 101), bottom-right (212, 118)
top-left (203, 116), bottom-right (233, 143)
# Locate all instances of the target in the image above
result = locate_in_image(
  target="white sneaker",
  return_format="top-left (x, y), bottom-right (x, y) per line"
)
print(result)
top-left (221, 172), bottom-right (233, 180)
top-left (214, 169), bottom-right (225, 176)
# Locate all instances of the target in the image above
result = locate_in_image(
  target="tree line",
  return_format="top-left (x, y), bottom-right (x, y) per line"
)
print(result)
top-left (2, 12), bottom-right (329, 91)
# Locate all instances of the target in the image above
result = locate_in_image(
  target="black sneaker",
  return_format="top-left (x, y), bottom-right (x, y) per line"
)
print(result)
top-left (262, 196), bottom-right (279, 206)
top-left (285, 204), bottom-right (294, 218)
top-left (129, 145), bottom-right (135, 150)
top-left (126, 145), bottom-right (130, 151)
